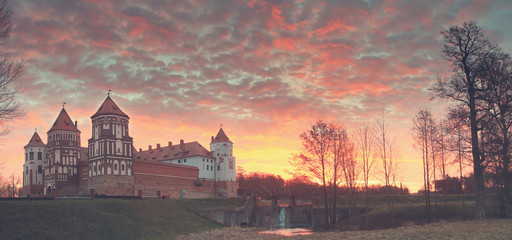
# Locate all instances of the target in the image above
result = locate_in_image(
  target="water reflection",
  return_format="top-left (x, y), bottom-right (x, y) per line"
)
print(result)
top-left (259, 228), bottom-right (313, 237)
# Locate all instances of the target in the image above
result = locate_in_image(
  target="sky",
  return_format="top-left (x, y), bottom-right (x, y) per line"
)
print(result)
top-left (3, 0), bottom-right (512, 192)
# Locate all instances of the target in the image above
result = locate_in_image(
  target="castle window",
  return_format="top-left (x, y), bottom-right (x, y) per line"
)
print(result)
top-left (29, 152), bottom-right (34, 160)
top-left (178, 160), bottom-right (180, 163)
top-left (207, 165), bottom-right (209, 170)
top-left (202, 158), bottom-right (204, 162)
top-left (218, 166), bottom-right (220, 171)
top-left (37, 152), bottom-right (42, 160)
top-left (184, 159), bottom-right (187, 163)
top-left (114, 164), bottom-right (118, 171)
top-left (26, 167), bottom-right (28, 174)
top-left (121, 164), bottom-right (125, 171)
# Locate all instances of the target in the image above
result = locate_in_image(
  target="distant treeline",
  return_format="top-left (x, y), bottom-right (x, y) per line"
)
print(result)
top-left (237, 171), bottom-right (408, 199)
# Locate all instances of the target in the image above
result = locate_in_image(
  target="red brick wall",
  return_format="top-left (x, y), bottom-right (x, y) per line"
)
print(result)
top-left (133, 161), bottom-right (198, 178)
top-left (133, 161), bottom-right (219, 198)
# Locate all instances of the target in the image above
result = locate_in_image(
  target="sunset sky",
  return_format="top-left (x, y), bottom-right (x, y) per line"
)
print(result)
top-left (3, 0), bottom-right (512, 192)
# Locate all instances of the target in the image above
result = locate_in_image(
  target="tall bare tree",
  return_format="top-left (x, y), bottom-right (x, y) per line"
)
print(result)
top-left (432, 21), bottom-right (502, 219)
top-left (413, 109), bottom-right (433, 222)
top-left (355, 123), bottom-right (375, 226)
top-left (445, 107), bottom-right (473, 220)
top-left (335, 127), bottom-right (358, 226)
top-left (478, 56), bottom-right (512, 217)
top-left (0, 0), bottom-right (23, 135)
top-left (376, 116), bottom-right (399, 225)
top-left (290, 120), bottom-right (335, 226)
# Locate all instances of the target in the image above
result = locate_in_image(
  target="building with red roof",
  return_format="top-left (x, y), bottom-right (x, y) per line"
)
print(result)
top-left (22, 94), bottom-right (237, 198)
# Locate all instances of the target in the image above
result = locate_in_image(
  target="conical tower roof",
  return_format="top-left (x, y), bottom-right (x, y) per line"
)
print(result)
top-left (211, 128), bottom-right (232, 144)
top-left (91, 95), bottom-right (129, 119)
top-left (24, 131), bottom-right (45, 148)
top-left (48, 108), bottom-right (80, 133)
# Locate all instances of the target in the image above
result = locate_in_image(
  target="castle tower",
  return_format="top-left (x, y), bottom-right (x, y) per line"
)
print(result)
top-left (44, 107), bottom-right (81, 196)
top-left (210, 127), bottom-right (237, 197)
top-left (88, 95), bottom-right (134, 196)
top-left (22, 131), bottom-right (45, 196)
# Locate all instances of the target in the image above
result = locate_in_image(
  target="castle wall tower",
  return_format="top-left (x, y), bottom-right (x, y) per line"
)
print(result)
top-left (88, 95), bottom-right (134, 196)
top-left (210, 127), bottom-right (237, 197)
top-left (22, 131), bottom-right (45, 196)
top-left (44, 107), bottom-right (81, 196)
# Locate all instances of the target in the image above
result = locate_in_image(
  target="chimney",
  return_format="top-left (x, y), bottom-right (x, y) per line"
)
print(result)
top-left (168, 141), bottom-right (172, 147)
top-left (180, 139), bottom-right (184, 145)
top-left (157, 143), bottom-right (161, 149)
top-left (139, 148), bottom-right (142, 152)
top-left (75, 121), bottom-right (78, 127)
top-left (211, 136), bottom-right (214, 142)
top-left (148, 145), bottom-right (152, 151)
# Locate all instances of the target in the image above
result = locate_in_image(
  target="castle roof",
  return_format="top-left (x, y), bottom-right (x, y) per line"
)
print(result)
top-left (48, 108), bottom-right (80, 133)
top-left (211, 128), bottom-right (232, 144)
top-left (91, 96), bottom-right (129, 119)
top-left (134, 141), bottom-right (212, 162)
top-left (24, 131), bottom-right (45, 148)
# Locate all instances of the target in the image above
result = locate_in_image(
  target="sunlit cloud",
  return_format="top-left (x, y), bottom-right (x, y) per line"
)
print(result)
top-left (3, 0), bottom-right (511, 192)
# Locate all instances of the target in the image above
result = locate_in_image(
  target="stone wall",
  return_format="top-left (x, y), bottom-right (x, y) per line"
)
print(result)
top-left (89, 175), bottom-right (134, 196)
top-left (193, 197), bottom-right (255, 226)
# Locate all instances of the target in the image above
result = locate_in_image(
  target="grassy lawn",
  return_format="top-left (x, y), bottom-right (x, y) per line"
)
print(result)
top-left (178, 219), bottom-right (512, 239)
top-left (0, 199), bottom-right (238, 240)
top-left (0, 195), bottom-right (510, 239)
top-left (305, 193), bottom-right (512, 230)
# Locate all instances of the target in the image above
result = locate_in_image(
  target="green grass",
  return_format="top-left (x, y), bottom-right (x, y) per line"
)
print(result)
top-left (333, 194), bottom-right (512, 230)
top-left (178, 219), bottom-right (512, 239)
top-left (0, 199), bottom-right (239, 240)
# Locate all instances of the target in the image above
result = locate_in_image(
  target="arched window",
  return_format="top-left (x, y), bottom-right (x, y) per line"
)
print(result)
top-left (114, 164), bottom-right (118, 171)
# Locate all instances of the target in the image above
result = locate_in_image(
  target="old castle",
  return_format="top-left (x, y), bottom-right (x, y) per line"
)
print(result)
top-left (21, 95), bottom-right (237, 198)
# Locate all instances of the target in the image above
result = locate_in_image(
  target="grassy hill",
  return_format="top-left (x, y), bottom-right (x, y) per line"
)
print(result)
top-left (0, 198), bottom-right (242, 240)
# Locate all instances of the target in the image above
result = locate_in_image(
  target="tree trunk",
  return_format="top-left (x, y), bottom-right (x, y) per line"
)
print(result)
top-left (468, 86), bottom-right (485, 220)
top-left (321, 156), bottom-right (330, 227)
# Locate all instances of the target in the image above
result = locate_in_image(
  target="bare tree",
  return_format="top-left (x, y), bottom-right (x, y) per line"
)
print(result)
top-left (0, 0), bottom-right (23, 135)
top-left (376, 116), bottom-right (399, 225)
top-left (478, 56), bottom-right (512, 217)
top-left (432, 21), bottom-right (502, 219)
top-left (355, 123), bottom-right (375, 226)
top-left (429, 116), bottom-right (439, 208)
top-left (413, 109), bottom-right (432, 222)
top-left (438, 117), bottom-right (450, 217)
top-left (290, 120), bottom-right (335, 227)
top-left (445, 107), bottom-right (473, 220)
top-left (334, 127), bottom-right (358, 226)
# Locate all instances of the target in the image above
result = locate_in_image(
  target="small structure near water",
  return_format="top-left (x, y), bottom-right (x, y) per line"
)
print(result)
top-left (193, 196), bottom-right (368, 230)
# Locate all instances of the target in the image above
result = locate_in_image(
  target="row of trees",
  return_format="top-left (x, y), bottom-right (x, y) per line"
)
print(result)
top-left (237, 168), bottom-right (409, 199)
top-left (286, 119), bottom-right (400, 228)
top-left (416, 21), bottom-right (512, 220)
